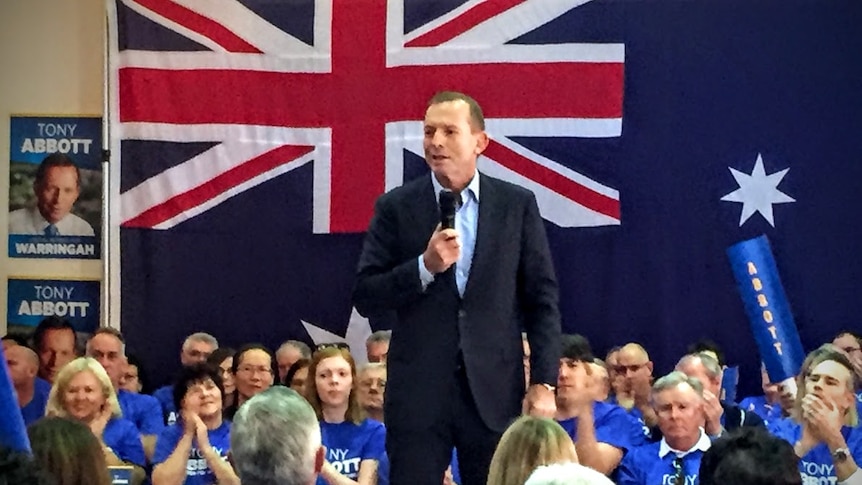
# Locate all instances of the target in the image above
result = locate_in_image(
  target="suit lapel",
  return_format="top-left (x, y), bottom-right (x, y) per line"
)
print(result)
top-left (463, 173), bottom-right (502, 301)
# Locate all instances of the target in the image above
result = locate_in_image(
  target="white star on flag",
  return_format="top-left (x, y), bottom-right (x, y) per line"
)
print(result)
top-left (302, 307), bottom-right (373, 366)
top-left (721, 154), bottom-right (795, 227)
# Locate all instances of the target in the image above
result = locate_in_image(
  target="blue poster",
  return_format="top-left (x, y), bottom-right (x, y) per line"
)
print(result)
top-left (6, 279), bottom-right (100, 333)
top-left (8, 116), bottom-right (102, 259)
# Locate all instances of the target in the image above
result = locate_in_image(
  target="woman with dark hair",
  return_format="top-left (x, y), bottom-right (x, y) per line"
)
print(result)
top-left (206, 347), bottom-right (236, 410)
top-left (284, 358), bottom-right (311, 393)
top-left (28, 416), bottom-right (112, 485)
top-left (152, 364), bottom-right (239, 485)
top-left (769, 345), bottom-right (861, 484)
top-left (305, 347), bottom-right (385, 485)
top-left (225, 344), bottom-right (276, 419)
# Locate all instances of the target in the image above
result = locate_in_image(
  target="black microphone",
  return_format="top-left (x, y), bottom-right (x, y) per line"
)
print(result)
top-left (439, 190), bottom-right (462, 230)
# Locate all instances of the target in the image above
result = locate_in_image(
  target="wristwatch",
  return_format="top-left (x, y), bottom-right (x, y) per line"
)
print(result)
top-left (832, 447), bottom-right (849, 463)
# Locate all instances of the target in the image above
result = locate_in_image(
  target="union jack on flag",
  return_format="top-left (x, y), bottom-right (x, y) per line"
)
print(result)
top-left (111, 0), bottom-right (623, 235)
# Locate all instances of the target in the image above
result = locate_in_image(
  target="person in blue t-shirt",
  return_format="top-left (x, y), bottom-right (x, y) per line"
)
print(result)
top-left (306, 347), bottom-right (385, 485)
top-left (617, 371), bottom-right (712, 485)
top-left (152, 364), bottom-right (239, 485)
top-left (44, 356), bottom-right (147, 485)
top-left (769, 345), bottom-right (861, 484)
top-left (152, 333), bottom-right (221, 426)
top-left (5, 345), bottom-right (50, 425)
top-left (554, 334), bottom-right (642, 476)
top-left (739, 363), bottom-right (786, 427)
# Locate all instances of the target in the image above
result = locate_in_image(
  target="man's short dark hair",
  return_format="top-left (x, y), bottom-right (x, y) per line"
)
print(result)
top-left (34, 153), bottom-right (80, 188)
top-left (31, 317), bottom-right (76, 352)
top-left (699, 427), bottom-right (801, 485)
top-left (1, 334), bottom-right (28, 347)
top-left (686, 338), bottom-right (725, 367)
top-left (560, 334), bottom-right (594, 362)
top-left (834, 330), bottom-right (862, 344)
top-left (428, 91), bottom-right (486, 131)
top-left (172, 363), bottom-right (225, 413)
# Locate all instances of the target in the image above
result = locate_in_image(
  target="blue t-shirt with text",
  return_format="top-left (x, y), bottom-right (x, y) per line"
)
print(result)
top-left (617, 441), bottom-right (706, 485)
top-left (770, 418), bottom-right (862, 484)
top-left (153, 385), bottom-right (178, 426)
top-left (316, 418), bottom-right (385, 485)
top-left (153, 421), bottom-right (232, 485)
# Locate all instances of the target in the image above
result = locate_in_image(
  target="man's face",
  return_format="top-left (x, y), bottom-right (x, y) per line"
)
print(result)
top-left (277, 346), bottom-right (302, 381)
top-left (366, 341), bottom-right (389, 364)
top-left (615, 349), bottom-right (653, 397)
top-left (5, 346), bottom-right (37, 387)
top-left (676, 360), bottom-right (720, 396)
top-left (654, 384), bottom-right (705, 446)
top-left (423, 100), bottom-right (488, 189)
top-left (356, 367), bottom-right (387, 413)
top-left (833, 334), bottom-right (862, 380)
top-left (804, 360), bottom-right (854, 414)
top-left (181, 340), bottom-right (215, 367)
top-left (87, 333), bottom-right (124, 387)
top-left (38, 328), bottom-right (77, 383)
top-left (557, 358), bottom-right (591, 401)
top-left (120, 363), bottom-right (141, 393)
top-left (35, 165), bottom-right (80, 224)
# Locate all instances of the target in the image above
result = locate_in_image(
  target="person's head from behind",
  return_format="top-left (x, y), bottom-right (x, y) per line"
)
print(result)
top-left (232, 344), bottom-right (276, 405)
top-left (32, 316), bottom-right (78, 383)
top-left (651, 371), bottom-right (706, 451)
top-left (28, 416), bottom-right (111, 485)
top-left (524, 462), bottom-right (616, 485)
top-left (33, 153), bottom-right (81, 225)
top-left (45, 357), bottom-right (121, 424)
top-left (699, 427), bottom-right (800, 485)
top-left (0, 445), bottom-right (51, 485)
top-left (424, 91), bottom-right (490, 191)
top-left (305, 347), bottom-right (364, 424)
top-left (365, 330), bottom-right (391, 364)
top-left (486, 416), bottom-right (578, 485)
top-left (173, 363), bottom-right (225, 422)
top-left (231, 387), bottom-right (325, 485)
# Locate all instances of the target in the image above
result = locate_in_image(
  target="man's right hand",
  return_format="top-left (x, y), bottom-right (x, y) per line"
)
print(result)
top-left (422, 225), bottom-right (461, 274)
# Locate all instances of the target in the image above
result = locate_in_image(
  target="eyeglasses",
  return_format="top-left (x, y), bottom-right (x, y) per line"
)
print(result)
top-left (839, 346), bottom-right (861, 354)
top-left (612, 363), bottom-right (647, 375)
top-left (315, 342), bottom-right (350, 352)
top-left (671, 456), bottom-right (685, 485)
top-left (237, 365), bottom-right (273, 376)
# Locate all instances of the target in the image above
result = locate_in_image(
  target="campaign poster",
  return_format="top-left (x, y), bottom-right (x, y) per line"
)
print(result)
top-left (6, 278), bottom-right (100, 336)
top-left (8, 116), bottom-right (102, 259)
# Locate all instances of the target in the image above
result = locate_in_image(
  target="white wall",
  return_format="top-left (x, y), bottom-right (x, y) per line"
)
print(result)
top-left (0, 0), bottom-right (105, 335)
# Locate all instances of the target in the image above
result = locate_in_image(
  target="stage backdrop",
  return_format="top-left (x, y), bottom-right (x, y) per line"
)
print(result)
top-left (109, 0), bottom-right (862, 395)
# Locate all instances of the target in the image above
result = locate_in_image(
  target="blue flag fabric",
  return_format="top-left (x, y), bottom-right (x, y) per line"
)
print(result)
top-left (110, 0), bottom-right (862, 397)
top-left (0, 346), bottom-right (31, 452)
top-left (727, 236), bottom-right (806, 383)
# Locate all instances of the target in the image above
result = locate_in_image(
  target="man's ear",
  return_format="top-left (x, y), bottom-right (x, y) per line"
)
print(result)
top-left (314, 445), bottom-right (326, 473)
top-left (474, 131), bottom-right (489, 156)
top-left (646, 361), bottom-right (654, 374)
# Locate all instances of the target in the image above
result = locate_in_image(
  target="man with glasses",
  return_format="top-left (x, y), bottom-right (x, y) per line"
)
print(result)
top-left (356, 362), bottom-right (387, 423)
top-left (617, 372), bottom-right (712, 485)
top-left (153, 332), bottom-right (219, 425)
top-left (615, 343), bottom-right (658, 441)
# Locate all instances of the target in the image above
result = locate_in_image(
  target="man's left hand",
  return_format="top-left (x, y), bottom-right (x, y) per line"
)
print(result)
top-left (523, 384), bottom-right (556, 418)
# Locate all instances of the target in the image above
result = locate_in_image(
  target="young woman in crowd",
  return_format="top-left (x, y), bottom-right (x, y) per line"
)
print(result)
top-left (284, 358), bottom-right (311, 394)
top-left (770, 345), bottom-right (861, 484)
top-left (28, 416), bottom-right (112, 485)
top-left (44, 357), bottom-right (146, 484)
top-left (152, 364), bottom-right (239, 485)
top-left (206, 347), bottom-right (236, 410)
top-left (486, 416), bottom-right (579, 485)
top-left (305, 346), bottom-right (385, 485)
top-left (225, 344), bottom-right (276, 419)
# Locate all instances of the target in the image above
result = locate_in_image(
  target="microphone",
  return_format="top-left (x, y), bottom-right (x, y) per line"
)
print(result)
top-left (439, 190), bottom-right (462, 230)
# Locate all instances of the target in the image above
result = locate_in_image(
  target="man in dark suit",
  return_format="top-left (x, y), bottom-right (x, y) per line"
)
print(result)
top-left (353, 91), bottom-right (562, 485)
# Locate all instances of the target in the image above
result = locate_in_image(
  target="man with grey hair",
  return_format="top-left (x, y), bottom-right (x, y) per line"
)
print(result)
top-left (366, 330), bottom-right (391, 363)
top-left (276, 339), bottom-right (312, 382)
top-left (676, 352), bottom-right (762, 438)
top-left (357, 362), bottom-right (387, 423)
top-left (617, 371), bottom-right (711, 485)
top-left (231, 386), bottom-right (324, 485)
top-left (153, 332), bottom-right (219, 425)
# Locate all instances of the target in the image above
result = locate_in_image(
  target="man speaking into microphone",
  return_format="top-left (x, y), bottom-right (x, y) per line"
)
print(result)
top-left (353, 91), bottom-right (562, 485)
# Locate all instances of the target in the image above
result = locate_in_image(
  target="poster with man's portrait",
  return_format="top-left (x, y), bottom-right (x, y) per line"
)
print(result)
top-left (8, 115), bottom-right (102, 259)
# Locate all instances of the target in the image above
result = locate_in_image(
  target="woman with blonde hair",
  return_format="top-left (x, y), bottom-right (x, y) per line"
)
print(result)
top-left (305, 346), bottom-right (385, 485)
top-left (769, 345), bottom-right (861, 484)
top-left (486, 416), bottom-right (579, 485)
top-left (45, 357), bottom-right (146, 483)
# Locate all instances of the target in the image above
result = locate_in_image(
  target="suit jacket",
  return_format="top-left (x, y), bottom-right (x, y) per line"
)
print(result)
top-left (353, 172), bottom-right (561, 432)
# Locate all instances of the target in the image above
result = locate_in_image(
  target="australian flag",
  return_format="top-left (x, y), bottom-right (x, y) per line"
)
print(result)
top-left (111, 0), bottom-right (862, 395)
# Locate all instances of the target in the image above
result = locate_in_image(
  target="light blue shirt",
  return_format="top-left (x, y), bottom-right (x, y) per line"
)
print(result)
top-left (418, 173), bottom-right (480, 297)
